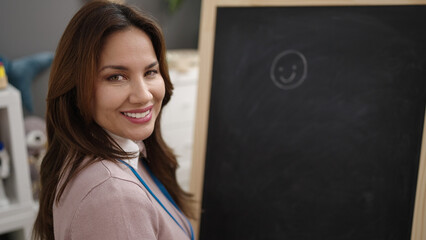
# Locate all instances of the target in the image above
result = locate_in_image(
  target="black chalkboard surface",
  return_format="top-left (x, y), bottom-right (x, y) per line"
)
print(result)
top-left (199, 5), bottom-right (426, 240)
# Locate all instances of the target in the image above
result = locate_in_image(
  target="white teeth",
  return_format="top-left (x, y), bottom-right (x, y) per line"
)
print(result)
top-left (123, 110), bottom-right (150, 119)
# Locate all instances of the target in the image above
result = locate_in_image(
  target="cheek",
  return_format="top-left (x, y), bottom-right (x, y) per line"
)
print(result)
top-left (92, 85), bottom-right (119, 120)
top-left (153, 79), bottom-right (166, 105)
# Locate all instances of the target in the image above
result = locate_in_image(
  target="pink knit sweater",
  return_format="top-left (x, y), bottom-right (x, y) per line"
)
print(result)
top-left (53, 135), bottom-right (192, 239)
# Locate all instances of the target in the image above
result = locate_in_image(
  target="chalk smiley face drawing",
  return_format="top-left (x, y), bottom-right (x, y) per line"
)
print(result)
top-left (270, 50), bottom-right (307, 90)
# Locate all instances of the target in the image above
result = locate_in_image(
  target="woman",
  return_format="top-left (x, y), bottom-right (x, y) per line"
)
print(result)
top-left (33, 1), bottom-right (194, 239)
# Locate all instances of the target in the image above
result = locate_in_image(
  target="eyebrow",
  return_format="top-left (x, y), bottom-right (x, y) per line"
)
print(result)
top-left (146, 61), bottom-right (159, 70)
top-left (99, 61), bottom-right (159, 72)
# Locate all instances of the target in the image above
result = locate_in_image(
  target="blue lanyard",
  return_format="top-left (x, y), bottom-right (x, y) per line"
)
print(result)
top-left (119, 159), bottom-right (194, 240)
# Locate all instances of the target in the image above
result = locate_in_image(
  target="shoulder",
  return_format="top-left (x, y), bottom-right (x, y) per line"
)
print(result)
top-left (54, 160), bottom-right (159, 240)
top-left (70, 173), bottom-right (159, 239)
top-left (60, 160), bottom-right (137, 198)
top-left (75, 159), bottom-right (149, 200)
top-left (57, 159), bottom-right (149, 207)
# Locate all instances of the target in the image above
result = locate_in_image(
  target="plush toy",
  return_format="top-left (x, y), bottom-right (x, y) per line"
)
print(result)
top-left (0, 141), bottom-right (10, 207)
top-left (24, 116), bottom-right (47, 200)
top-left (0, 52), bottom-right (54, 113)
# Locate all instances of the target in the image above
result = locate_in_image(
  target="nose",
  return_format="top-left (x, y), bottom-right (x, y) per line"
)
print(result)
top-left (129, 77), bottom-right (153, 104)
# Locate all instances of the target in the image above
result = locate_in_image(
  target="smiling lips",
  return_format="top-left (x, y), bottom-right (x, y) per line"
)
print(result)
top-left (121, 106), bottom-right (153, 123)
top-left (123, 111), bottom-right (150, 118)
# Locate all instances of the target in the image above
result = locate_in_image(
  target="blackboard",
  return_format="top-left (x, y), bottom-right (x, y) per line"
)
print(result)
top-left (193, 4), bottom-right (426, 240)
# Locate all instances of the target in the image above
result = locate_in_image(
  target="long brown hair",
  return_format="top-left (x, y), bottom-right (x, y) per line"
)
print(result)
top-left (33, 1), bottom-right (192, 239)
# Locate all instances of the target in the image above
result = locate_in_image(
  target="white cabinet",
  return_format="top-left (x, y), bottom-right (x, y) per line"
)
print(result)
top-left (162, 50), bottom-right (198, 191)
top-left (0, 85), bottom-right (36, 239)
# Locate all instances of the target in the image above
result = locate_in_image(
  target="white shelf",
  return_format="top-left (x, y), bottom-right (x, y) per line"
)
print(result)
top-left (0, 85), bottom-right (36, 239)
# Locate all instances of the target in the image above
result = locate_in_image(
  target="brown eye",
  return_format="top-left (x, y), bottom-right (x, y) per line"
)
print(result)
top-left (107, 74), bottom-right (125, 81)
top-left (145, 70), bottom-right (158, 78)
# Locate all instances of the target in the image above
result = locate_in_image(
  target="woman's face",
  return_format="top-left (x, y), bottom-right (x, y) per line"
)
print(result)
top-left (93, 27), bottom-right (165, 141)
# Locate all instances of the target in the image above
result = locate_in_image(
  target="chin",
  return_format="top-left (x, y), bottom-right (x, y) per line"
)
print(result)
top-left (129, 131), bottom-right (154, 142)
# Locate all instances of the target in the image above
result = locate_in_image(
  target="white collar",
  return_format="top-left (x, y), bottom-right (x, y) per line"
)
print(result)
top-left (106, 131), bottom-right (146, 170)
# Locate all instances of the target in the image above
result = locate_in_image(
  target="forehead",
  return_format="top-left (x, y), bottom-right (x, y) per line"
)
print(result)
top-left (99, 27), bottom-right (156, 65)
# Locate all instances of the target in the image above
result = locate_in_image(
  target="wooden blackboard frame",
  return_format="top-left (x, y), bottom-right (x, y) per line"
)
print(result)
top-left (190, 0), bottom-right (426, 239)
